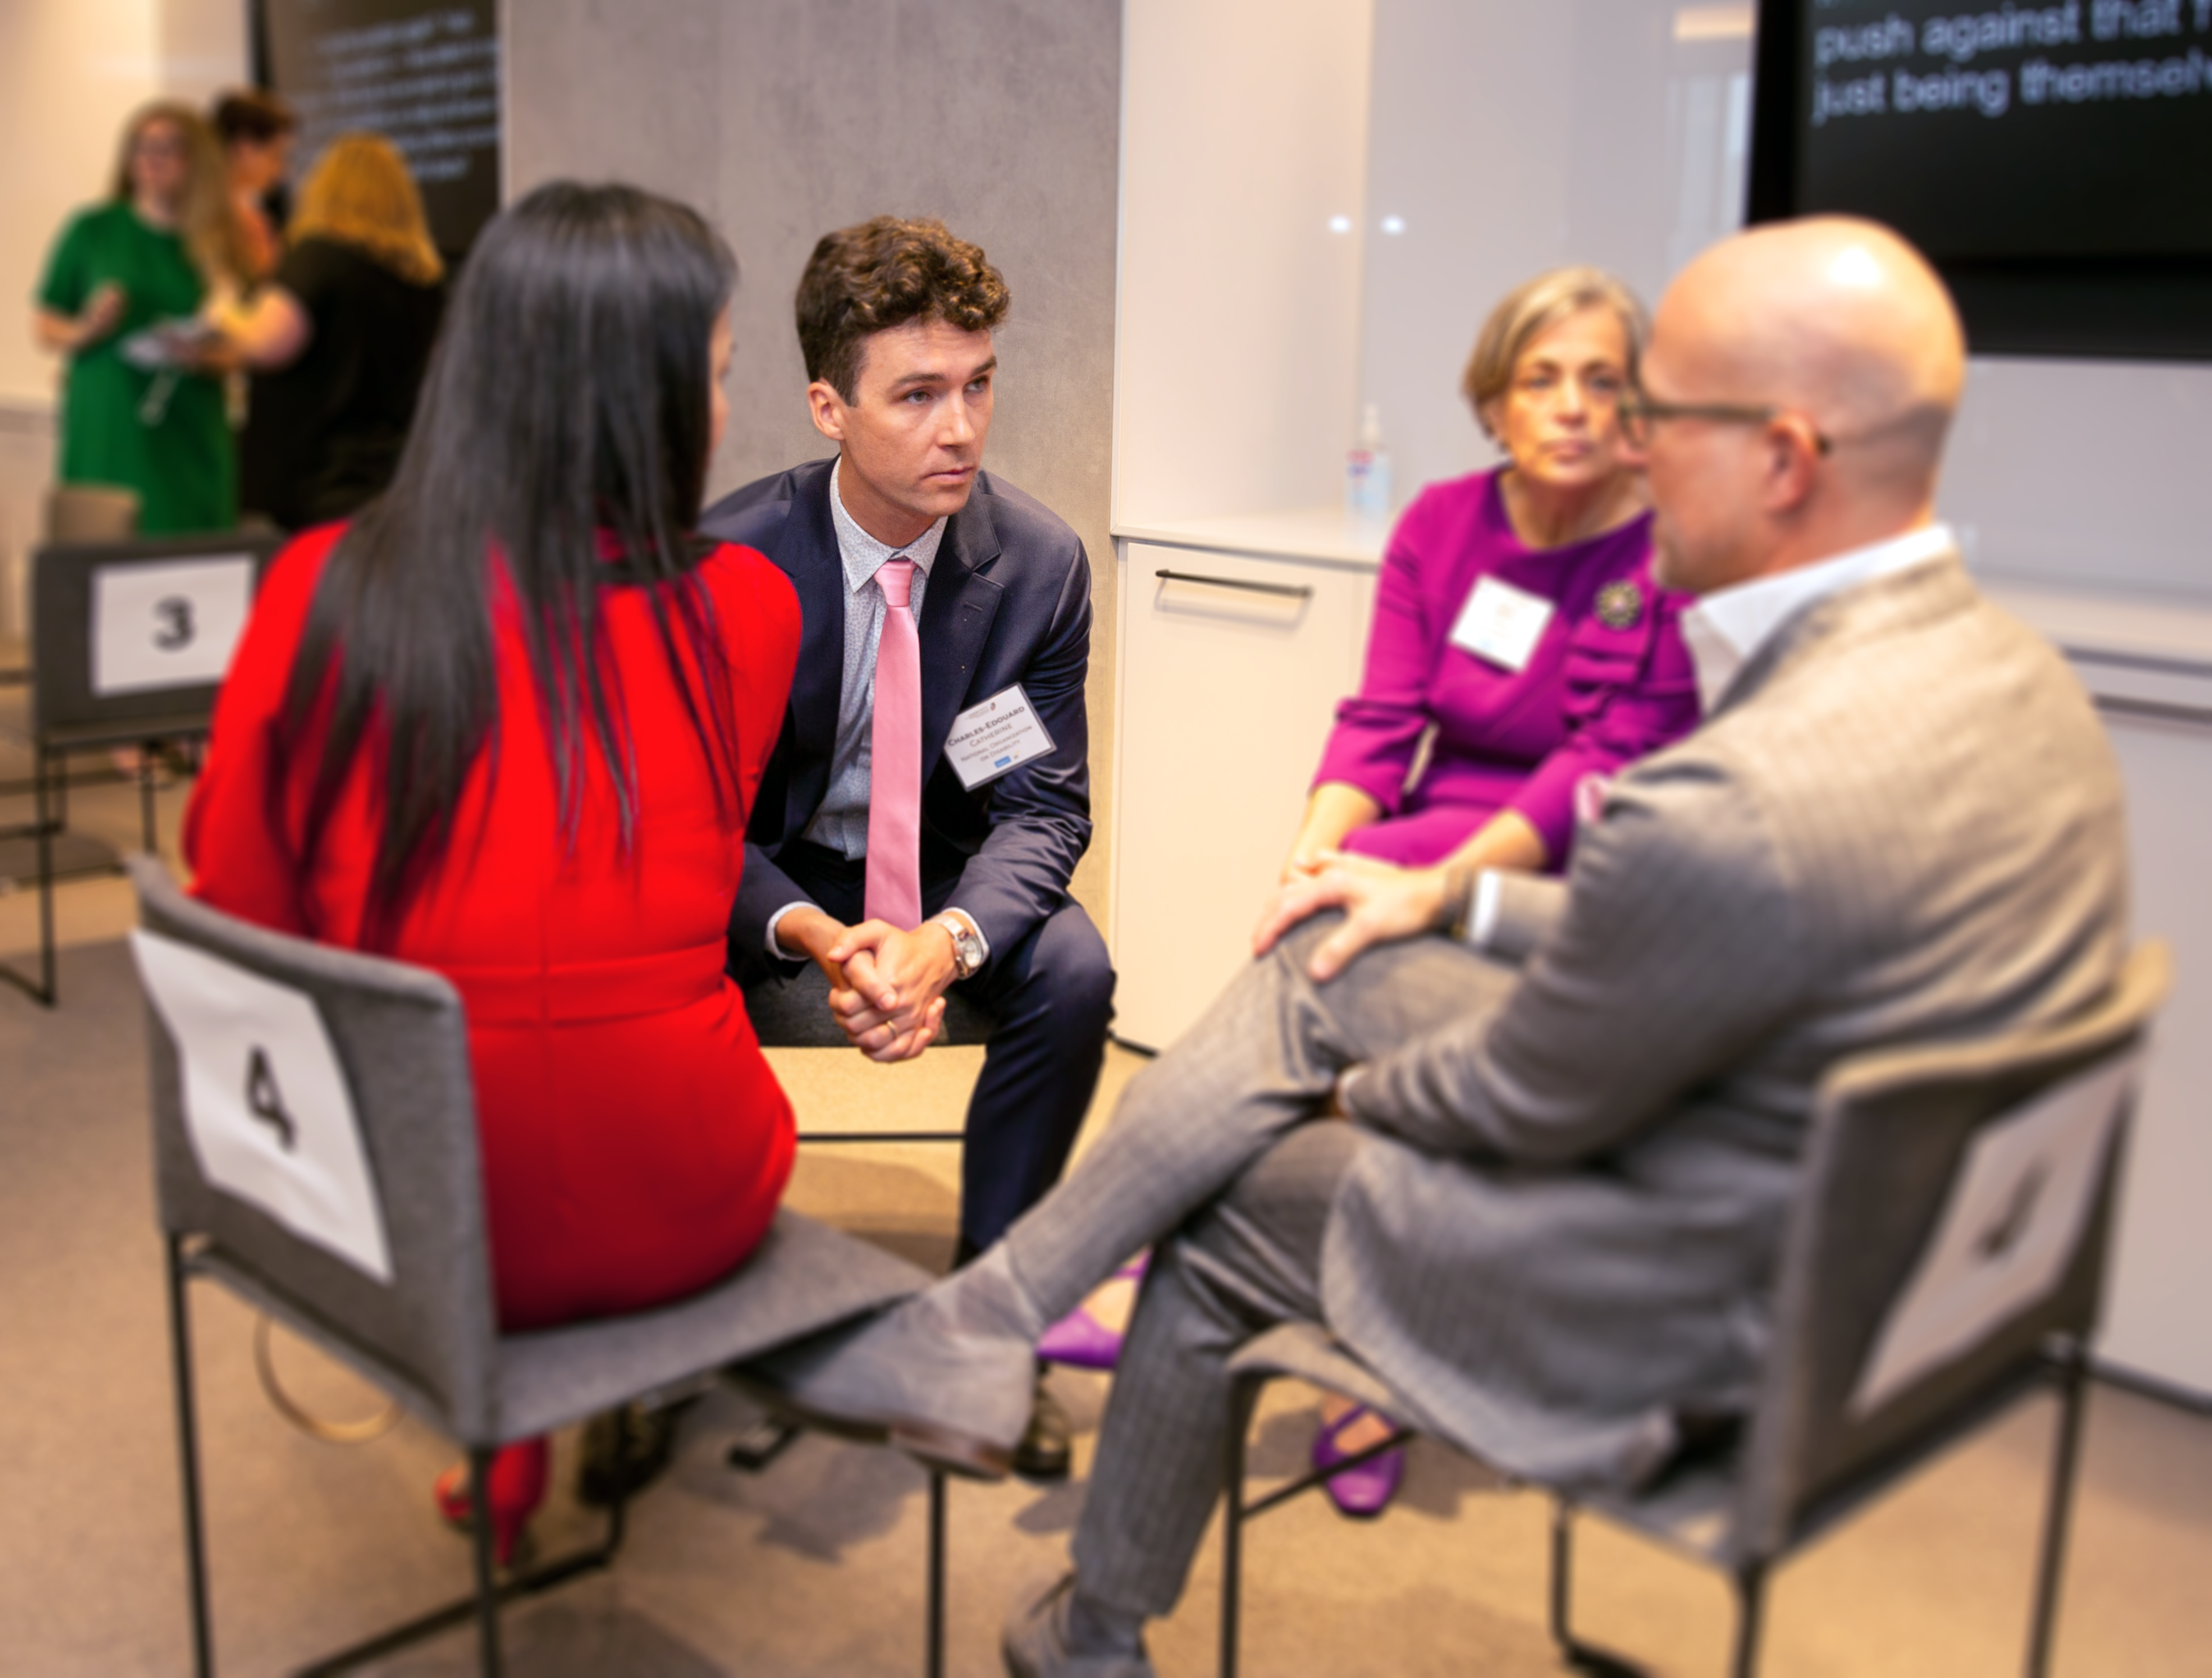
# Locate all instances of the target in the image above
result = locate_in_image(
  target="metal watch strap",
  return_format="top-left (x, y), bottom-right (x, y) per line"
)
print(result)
top-left (936, 913), bottom-right (983, 979)
top-left (1443, 866), bottom-right (1477, 944)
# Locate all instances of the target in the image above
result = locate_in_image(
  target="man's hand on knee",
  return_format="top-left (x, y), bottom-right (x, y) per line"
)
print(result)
top-left (1252, 852), bottom-right (1454, 982)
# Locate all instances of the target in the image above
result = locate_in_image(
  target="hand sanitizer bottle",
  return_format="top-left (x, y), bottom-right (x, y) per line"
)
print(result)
top-left (1345, 403), bottom-right (1392, 526)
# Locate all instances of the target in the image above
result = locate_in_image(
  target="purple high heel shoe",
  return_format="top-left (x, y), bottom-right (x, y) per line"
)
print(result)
top-left (1036, 1256), bottom-right (1148, 1371)
top-left (1312, 1404), bottom-right (1405, 1518)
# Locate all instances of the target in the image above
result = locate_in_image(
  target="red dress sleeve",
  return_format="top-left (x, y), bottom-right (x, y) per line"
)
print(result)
top-left (700, 540), bottom-right (801, 828)
top-left (182, 526), bottom-right (346, 934)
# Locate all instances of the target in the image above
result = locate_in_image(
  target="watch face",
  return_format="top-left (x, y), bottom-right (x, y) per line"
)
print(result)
top-left (943, 919), bottom-right (981, 976)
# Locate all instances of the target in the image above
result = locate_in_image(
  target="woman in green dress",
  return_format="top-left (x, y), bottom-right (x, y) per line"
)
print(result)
top-left (32, 101), bottom-right (246, 535)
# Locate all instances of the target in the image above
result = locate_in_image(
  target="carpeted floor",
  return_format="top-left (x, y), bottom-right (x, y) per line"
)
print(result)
top-left (4, 713), bottom-right (2211, 1674)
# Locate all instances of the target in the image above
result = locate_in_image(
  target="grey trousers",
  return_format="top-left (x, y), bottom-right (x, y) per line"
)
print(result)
top-left (1074, 1120), bottom-right (1362, 1616)
top-left (1001, 913), bottom-right (1508, 1329)
top-left (995, 914), bottom-right (1513, 1616)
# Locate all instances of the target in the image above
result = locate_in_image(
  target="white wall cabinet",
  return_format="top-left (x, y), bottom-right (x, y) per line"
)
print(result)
top-left (1110, 536), bottom-right (1377, 1051)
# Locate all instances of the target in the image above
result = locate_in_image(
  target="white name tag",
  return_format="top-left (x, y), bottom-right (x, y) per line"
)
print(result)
top-left (1450, 575), bottom-right (1554, 673)
top-left (93, 554), bottom-right (256, 696)
top-left (944, 684), bottom-right (1055, 790)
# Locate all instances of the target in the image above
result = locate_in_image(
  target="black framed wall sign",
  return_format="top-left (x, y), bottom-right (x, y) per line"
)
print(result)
top-left (252, 0), bottom-right (501, 262)
top-left (1748, 0), bottom-right (2212, 360)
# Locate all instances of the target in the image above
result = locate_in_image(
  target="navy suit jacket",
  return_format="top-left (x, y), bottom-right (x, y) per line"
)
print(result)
top-left (700, 457), bottom-right (1094, 968)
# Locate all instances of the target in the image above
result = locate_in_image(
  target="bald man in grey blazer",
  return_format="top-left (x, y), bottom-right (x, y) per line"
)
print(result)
top-left (742, 219), bottom-right (2130, 1678)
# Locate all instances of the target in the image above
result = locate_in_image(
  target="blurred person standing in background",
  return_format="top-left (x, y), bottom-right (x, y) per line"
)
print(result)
top-left (211, 89), bottom-right (298, 284)
top-left (209, 134), bottom-right (447, 531)
top-left (32, 102), bottom-right (248, 534)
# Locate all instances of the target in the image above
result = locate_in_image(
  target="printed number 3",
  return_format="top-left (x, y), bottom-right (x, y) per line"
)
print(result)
top-left (153, 595), bottom-right (195, 650)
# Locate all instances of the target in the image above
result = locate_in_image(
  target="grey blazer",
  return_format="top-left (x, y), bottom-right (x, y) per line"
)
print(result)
top-left (1331, 552), bottom-right (2129, 1487)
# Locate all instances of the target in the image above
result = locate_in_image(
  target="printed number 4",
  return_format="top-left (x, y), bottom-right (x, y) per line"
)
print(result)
top-left (247, 1046), bottom-right (297, 1150)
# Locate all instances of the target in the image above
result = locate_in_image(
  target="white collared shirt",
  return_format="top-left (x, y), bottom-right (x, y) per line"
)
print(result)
top-left (767, 461), bottom-right (987, 959)
top-left (804, 457), bottom-right (949, 856)
top-left (1679, 522), bottom-right (1955, 714)
top-left (1464, 522), bottom-right (1954, 950)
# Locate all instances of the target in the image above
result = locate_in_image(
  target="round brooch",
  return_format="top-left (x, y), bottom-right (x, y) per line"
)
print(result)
top-left (1595, 580), bottom-right (1644, 629)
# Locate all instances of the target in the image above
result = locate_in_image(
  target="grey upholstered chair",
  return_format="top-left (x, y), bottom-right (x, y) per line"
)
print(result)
top-left (3, 531), bottom-right (278, 1006)
top-left (130, 857), bottom-right (947, 1677)
top-left (1218, 941), bottom-right (2171, 1678)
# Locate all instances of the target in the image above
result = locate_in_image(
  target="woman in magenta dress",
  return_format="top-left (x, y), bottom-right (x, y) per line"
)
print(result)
top-left (1042, 270), bottom-right (1704, 1511)
top-left (186, 182), bottom-right (801, 1563)
top-left (1282, 266), bottom-right (1702, 1516)
top-left (1287, 266), bottom-right (1699, 884)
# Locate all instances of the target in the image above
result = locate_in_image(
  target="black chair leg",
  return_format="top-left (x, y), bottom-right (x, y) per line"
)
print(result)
top-left (35, 746), bottom-right (56, 1007)
top-left (926, 1471), bottom-right (947, 1678)
top-left (1549, 1502), bottom-right (1650, 1678)
top-left (468, 1447), bottom-right (503, 1676)
top-left (1218, 1373), bottom-right (1263, 1678)
top-left (165, 1239), bottom-right (213, 1678)
top-left (2025, 1345), bottom-right (2090, 1678)
top-left (295, 1472), bottom-right (626, 1678)
top-left (138, 743), bottom-right (159, 854)
top-left (1729, 1563), bottom-right (1768, 1678)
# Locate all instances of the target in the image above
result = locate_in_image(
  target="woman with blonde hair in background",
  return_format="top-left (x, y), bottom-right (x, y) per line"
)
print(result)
top-left (209, 132), bottom-right (448, 530)
top-left (210, 88), bottom-right (298, 283)
top-left (32, 101), bottom-right (247, 533)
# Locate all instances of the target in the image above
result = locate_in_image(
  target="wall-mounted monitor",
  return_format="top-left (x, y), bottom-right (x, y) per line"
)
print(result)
top-left (252, 0), bottom-right (500, 262)
top-left (1748, 0), bottom-right (2212, 359)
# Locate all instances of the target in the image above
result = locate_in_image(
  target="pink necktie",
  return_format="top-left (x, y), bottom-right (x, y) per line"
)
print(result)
top-left (865, 557), bottom-right (923, 928)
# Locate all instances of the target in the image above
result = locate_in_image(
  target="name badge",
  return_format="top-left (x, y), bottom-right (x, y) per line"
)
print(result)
top-left (944, 684), bottom-right (1056, 790)
top-left (1450, 575), bottom-right (1554, 673)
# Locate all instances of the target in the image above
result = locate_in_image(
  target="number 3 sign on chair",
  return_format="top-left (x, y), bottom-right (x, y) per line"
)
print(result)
top-left (91, 553), bottom-right (256, 695)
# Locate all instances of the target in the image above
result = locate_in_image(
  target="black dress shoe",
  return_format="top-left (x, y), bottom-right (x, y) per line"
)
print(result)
top-left (576, 1400), bottom-right (684, 1506)
top-left (1012, 1374), bottom-right (1073, 1481)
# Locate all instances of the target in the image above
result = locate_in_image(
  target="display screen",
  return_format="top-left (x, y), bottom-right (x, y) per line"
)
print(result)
top-left (253, 0), bottom-right (500, 260)
top-left (1750, 0), bottom-right (2212, 358)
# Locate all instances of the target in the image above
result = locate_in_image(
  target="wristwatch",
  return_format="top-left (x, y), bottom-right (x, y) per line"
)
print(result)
top-left (1443, 865), bottom-right (1478, 944)
top-left (936, 913), bottom-right (986, 980)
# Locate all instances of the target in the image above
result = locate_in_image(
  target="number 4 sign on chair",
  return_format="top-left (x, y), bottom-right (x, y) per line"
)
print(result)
top-left (91, 553), bottom-right (255, 696)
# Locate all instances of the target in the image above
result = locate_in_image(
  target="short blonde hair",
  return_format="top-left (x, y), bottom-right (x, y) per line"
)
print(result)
top-left (289, 133), bottom-right (444, 287)
top-left (1462, 266), bottom-right (1648, 439)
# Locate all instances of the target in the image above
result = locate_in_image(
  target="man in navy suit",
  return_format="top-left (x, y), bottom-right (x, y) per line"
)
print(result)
top-left (702, 216), bottom-right (1114, 1477)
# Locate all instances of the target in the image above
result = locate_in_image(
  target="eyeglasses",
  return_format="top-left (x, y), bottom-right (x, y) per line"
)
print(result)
top-left (1617, 392), bottom-right (1833, 455)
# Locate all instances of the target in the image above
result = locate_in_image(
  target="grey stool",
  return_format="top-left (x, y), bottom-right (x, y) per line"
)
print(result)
top-left (131, 857), bottom-right (950, 1677)
top-left (1219, 942), bottom-right (2170, 1678)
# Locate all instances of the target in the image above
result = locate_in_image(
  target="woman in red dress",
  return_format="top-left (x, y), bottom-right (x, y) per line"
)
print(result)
top-left (185, 181), bottom-right (802, 1561)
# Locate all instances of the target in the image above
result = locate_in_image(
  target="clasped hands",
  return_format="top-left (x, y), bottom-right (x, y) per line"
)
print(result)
top-left (1254, 847), bottom-right (1457, 982)
top-left (776, 906), bottom-right (964, 1063)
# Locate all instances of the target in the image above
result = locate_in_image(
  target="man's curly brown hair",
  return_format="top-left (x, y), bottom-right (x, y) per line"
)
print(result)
top-left (796, 215), bottom-right (1010, 402)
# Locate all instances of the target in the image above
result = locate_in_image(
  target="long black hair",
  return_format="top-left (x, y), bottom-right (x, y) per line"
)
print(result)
top-left (277, 181), bottom-right (743, 938)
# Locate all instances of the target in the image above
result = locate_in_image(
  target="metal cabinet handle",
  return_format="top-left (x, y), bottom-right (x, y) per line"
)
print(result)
top-left (1152, 567), bottom-right (1314, 600)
